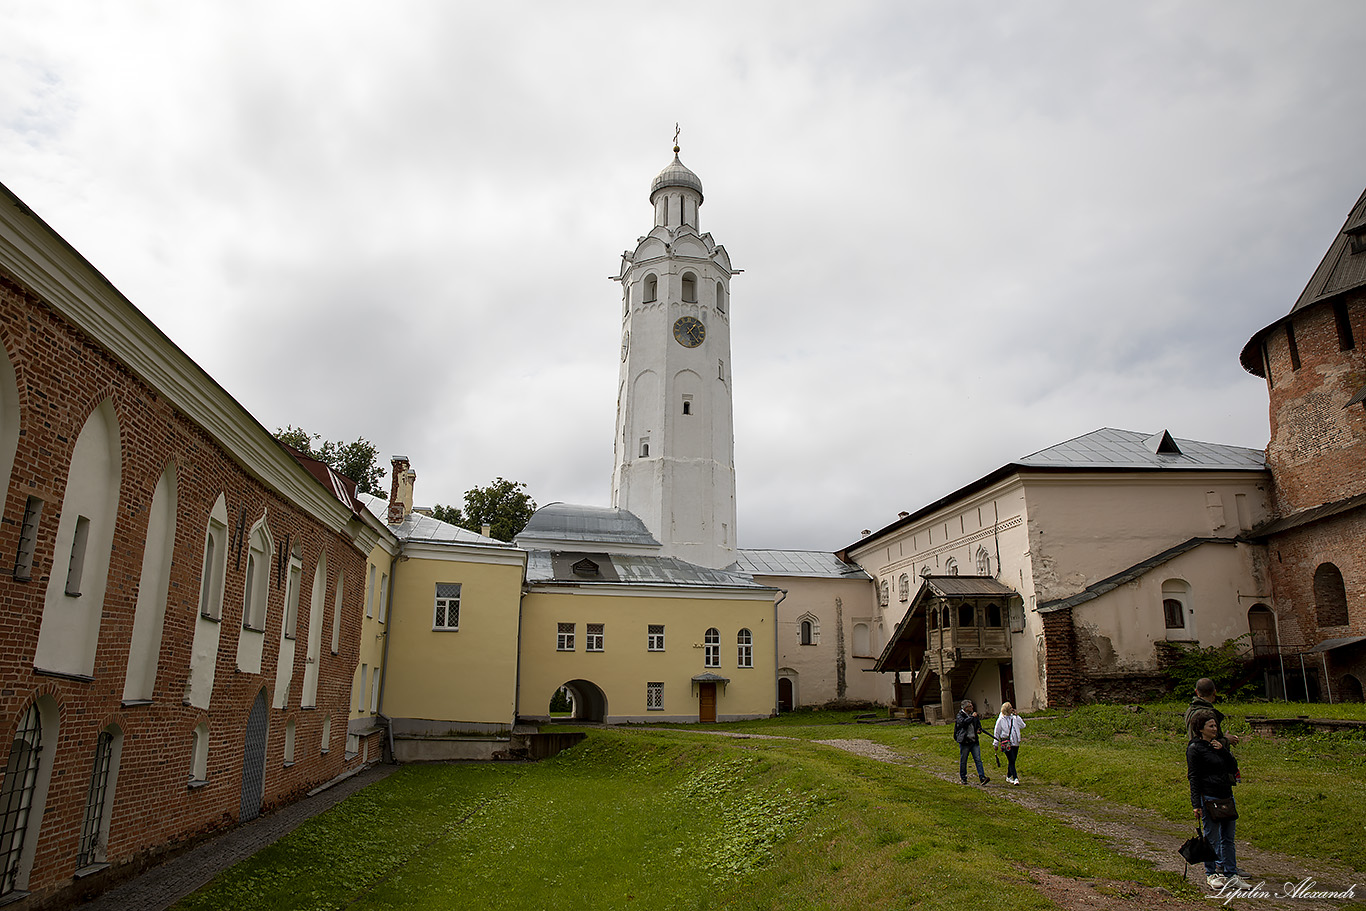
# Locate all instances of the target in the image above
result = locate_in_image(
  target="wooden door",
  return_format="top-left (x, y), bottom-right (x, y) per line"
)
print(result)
top-left (778, 677), bottom-right (794, 713)
top-left (999, 662), bottom-right (1016, 708)
top-left (699, 682), bottom-right (717, 723)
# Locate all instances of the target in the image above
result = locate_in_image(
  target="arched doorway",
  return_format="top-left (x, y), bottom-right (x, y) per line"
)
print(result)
top-left (555, 679), bottom-right (607, 723)
top-left (777, 673), bottom-right (796, 712)
top-left (1247, 604), bottom-right (1277, 655)
top-left (1341, 674), bottom-right (1364, 703)
top-left (239, 689), bottom-right (269, 822)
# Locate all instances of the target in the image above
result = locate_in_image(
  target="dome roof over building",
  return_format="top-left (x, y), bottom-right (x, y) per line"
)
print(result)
top-left (650, 152), bottom-right (703, 201)
top-left (515, 502), bottom-right (661, 548)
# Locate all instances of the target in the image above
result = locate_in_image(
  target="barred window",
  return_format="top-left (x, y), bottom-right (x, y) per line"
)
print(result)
top-left (737, 628), bottom-right (753, 668)
top-left (0, 705), bottom-right (42, 894)
top-left (704, 627), bottom-right (720, 667)
top-left (586, 623), bottom-right (604, 652)
top-left (77, 729), bottom-right (117, 869)
top-left (558, 622), bottom-right (575, 651)
top-left (648, 624), bottom-right (665, 651)
top-left (646, 682), bottom-right (664, 711)
top-left (433, 583), bottom-right (461, 630)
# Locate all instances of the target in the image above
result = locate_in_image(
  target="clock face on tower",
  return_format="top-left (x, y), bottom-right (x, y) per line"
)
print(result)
top-left (672, 316), bottom-right (706, 348)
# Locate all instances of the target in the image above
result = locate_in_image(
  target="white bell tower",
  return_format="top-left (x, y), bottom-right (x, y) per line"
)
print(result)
top-left (610, 142), bottom-right (739, 570)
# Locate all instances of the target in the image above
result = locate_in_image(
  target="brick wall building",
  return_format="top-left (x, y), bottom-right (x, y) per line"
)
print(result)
top-left (0, 182), bottom-right (387, 907)
top-left (1241, 186), bottom-right (1366, 701)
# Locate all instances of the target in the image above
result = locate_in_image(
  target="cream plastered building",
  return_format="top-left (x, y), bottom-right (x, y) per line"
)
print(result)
top-left (734, 550), bottom-right (885, 709)
top-left (360, 478), bottom-right (527, 761)
top-left (515, 504), bottom-right (777, 723)
top-left (843, 428), bottom-right (1272, 715)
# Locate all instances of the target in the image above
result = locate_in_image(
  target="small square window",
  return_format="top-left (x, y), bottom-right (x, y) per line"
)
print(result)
top-left (434, 583), bottom-right (461, 630)
top-left (558, 622), bottom-right (575, 651)
top-left (1163, 598), bottom-right (1185, 630)
top-left (586, 623), bottom-right (604, 652)
top-left (648, 624), bottom-right (665, 651)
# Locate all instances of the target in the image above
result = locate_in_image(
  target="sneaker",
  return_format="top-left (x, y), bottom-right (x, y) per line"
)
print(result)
top-left (980, 776), bottom-right (990, 784)
top-left (959, 779), bottom-right (968, 785)
top-left (1206, 874), bottom-right (1227, 890)
top-left (1010, 777), bottom-right (1020, 785)
top-left (1224, 875), bottom-right (1252, 890)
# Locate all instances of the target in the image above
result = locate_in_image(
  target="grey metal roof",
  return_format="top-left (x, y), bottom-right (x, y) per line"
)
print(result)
top-left (1037, 537), bottom-right (1233, 613)
top-left (525, 550), bottom-right (770, 590)
top-left (649, 154), bottom-right (704, 200)
top-left (1304, 636), bottom-right (1366, 654)
top-left (735, 549), bottom-right (871, 579)
top-left (1017, 428), bottom-right (1265, 471)
top-left (921, 576), bottom-right (1020, 599)
top-left (358, 494), bottom-right (508, 547)
top-left (1241, 186), bottom-right (1366, 376)
top-left (515, 503), bottom-right (661, 548)
top-left (1245, 489), bottom-right (1366, 540)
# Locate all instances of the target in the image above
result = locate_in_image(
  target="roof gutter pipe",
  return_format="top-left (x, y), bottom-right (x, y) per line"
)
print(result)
top-left (773, 589), bottom-right (787, 716)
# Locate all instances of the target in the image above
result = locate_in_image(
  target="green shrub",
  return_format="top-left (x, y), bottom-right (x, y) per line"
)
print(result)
top-left (1164, 635), bottom-right (1258, 699)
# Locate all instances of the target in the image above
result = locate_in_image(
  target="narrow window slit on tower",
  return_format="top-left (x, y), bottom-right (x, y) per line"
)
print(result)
top-left (682, 395), bottom-right (692, 415)
top-left (1286, 322), bottom-right (1301, 370)
top-left (14, 496), bottom-right (42, 581)
top-left (66, 515), bottom-right (91, 596)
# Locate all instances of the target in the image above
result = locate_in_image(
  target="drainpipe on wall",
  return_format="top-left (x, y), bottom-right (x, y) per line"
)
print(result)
top-left (773, 589), bottom-right (787, 715)
top-left (375, 545), bottom-right (401, 763)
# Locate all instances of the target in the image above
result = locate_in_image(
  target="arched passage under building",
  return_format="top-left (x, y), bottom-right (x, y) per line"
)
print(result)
top-left (552, 679), bottom-right (608, 723)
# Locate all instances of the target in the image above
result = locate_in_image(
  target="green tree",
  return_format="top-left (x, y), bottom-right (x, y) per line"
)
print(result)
top-left (275, 425), bottom-right (385, 495)
top-left (433, 477), bottom-right (537, 542)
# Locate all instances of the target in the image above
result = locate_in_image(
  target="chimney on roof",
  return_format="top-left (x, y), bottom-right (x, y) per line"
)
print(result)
top-left (481, 523), bottom-right (492, 538)
top-left (388, 456), bottom-right (415, 524)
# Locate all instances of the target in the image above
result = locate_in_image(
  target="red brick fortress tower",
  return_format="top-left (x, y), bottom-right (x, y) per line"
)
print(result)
top-left (1241, 186), bottom-right (1366, 701)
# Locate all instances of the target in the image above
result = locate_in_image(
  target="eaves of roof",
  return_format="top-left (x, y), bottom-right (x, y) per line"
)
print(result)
top-left (1240, 186), bottom-right (1366, 377)
top-left (1242, 490), bottom-right (1366, 540)
top-left (838, 462), bottom-right (1261, 560)
top-left (1036, 536), bottom-right (1234, 613)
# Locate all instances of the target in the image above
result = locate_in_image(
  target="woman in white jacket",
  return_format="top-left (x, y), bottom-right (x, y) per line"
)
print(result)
top-left (993, 702), bottom-right (1026, 785)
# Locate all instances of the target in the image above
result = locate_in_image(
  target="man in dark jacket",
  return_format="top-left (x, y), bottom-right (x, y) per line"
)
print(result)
top-left (954, 699), bottom-right (989, 784)
top-left (1184, 678), bottom-right (1240, 748)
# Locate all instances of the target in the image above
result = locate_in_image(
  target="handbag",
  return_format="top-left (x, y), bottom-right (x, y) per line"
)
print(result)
top-left (1204, 796), bottom-right (1238, 820)
top-left (1178, 827), bottom-right (1218, 869)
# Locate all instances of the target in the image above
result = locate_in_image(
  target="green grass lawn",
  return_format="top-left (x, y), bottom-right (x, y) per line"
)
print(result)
top-left (175, 701), bottom-right (1365, 910)
top-left (715, 700), bottom-right (1366, 872)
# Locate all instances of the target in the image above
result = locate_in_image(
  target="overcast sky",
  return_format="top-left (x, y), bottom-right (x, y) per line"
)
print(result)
top-left (4, 2), bottom-right (1364, 552)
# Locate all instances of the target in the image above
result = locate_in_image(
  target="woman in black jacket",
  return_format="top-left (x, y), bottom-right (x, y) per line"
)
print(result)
top-left (1187, 708), bottom-right (1247, 890)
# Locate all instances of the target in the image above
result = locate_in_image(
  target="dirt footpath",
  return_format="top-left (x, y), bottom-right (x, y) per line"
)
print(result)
top-left (810, 737), bottom-right (1360, 911)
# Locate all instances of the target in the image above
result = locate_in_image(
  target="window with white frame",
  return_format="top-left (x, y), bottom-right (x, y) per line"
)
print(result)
top-left (433, 583), bottom-right (461, 630)
top-left (945, 557), bottom-right (959, 576)
top-left (648, 624), bottom-right (665, 651)
top-left (369, 668), bottom-right (381, 712)
top-left (377, 572), bottom-right (389, 623)
top-left (1162, 579), bottom-right (1190, 633)
top-left (283, 555), bottom-right (302, 639)
top-left (320, 715), bottom-right (332, 754)
top-left (736, 628), bottom-right (752, 667)
top-left (364, 564), bottom-right (376, 618)
top-left (557, 622), bottom-right (575, 651)
top-left (586, 623), bottom-right (604, 652)
top-left (800, 619), bottom-right (815, 646)
top-left (355, 664), bottom-right (367, 712)
top-left (878, 579), bottom-right (889, 607)
top-left (646, 682), bottom-right (664, 711)
top-left (198, 513), bottom-right (228, 620)
top-left (704, 627), bottom-right (720, 667)
top-left (283, 719), bottom-right (296, 766)
top-left (898, 573), bottom-right (909, 602)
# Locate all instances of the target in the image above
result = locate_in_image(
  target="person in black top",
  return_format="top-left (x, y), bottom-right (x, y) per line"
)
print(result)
top-left (1184, 678), bottom-right (1240, 749)
top-left (1187, 708), bottom-right (1247, 890)
top-left (954, 699), bottom-right (989, 784)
